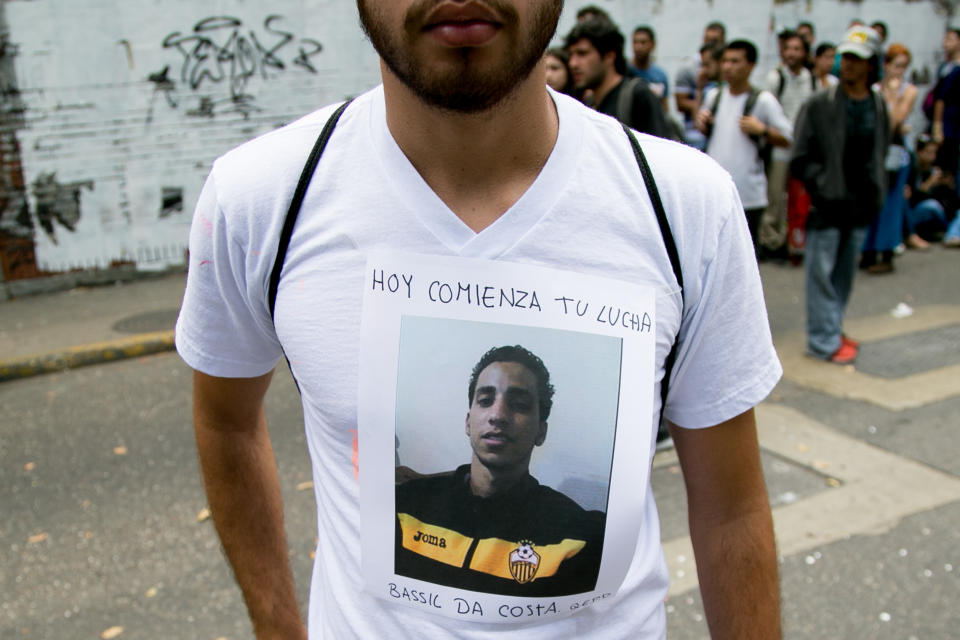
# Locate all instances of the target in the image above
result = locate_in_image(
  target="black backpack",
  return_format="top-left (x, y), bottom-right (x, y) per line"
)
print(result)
top-left (616, 77), bottom-right (684, 143)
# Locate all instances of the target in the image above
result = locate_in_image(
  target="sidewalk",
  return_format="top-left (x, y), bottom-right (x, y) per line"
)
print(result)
top-left (0, 273), bottom-right (187, 382)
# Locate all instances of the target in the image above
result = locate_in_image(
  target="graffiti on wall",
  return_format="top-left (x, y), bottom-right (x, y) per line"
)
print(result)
top-left (31, 173), bottom-right (94, 244)
top-left (148, 15), bottom-right (324, 119)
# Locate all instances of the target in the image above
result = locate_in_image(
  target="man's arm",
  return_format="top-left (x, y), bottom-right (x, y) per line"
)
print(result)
top-left (789, 100), bottom-right (823, 192)
top-left (740, 115), bottom-right (791, 148)
top-left (193, 370), bottom-right (308, 640)
top-left (674, 67), bottom-right (699, 118)
top-left (669, 409), bottom-right (781, 640)
top-left (932, 100), bottom-right (945, 143)
top-left (742, 93), bottom-right (793, 148)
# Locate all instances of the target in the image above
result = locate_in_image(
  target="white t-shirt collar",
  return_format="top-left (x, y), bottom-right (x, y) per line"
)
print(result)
top-left (368, 85), bottom-right (583, 257)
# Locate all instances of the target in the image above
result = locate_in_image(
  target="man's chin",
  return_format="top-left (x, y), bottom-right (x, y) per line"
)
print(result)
top-left (475, 454), bottom-right (522, 472)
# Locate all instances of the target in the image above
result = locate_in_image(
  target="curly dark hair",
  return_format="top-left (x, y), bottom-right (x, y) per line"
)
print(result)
top-left (467, 345), bottom-right (555, 420)
top-left (564, 17), bottom-right (627, 76)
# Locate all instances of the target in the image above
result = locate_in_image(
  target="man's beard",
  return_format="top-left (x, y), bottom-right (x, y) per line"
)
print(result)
top-left (358, 0), bottom-right (563, 113)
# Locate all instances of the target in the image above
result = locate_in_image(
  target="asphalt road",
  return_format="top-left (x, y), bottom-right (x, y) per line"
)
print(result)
top-left (2, 245), bottom-right (958, 639)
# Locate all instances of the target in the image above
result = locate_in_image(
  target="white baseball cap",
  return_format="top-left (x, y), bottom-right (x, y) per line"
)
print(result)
top-left (837, 26), bottom-right (882, 60)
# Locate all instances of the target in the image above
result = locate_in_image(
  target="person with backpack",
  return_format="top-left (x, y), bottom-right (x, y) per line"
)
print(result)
top-left (628, 25), bottom-right (670, 112)
top-left (696, 39), bottom-right (793, 255)
top-left (565, 17), bottom-right (672, 139)
top-left (790, 26), bottom-right (890, 364)
top-left (760, 30), bottom-right (818, 262)
top-left (175, 1), bottom-right (783, 637)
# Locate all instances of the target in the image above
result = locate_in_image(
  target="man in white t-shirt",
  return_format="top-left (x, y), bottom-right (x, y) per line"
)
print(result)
top-left (697, 39), bottom-right (793, 255)
top-left (175, 2), bottom-right (782, 638)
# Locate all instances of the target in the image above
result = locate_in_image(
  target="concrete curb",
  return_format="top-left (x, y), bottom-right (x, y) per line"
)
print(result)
top-left (0, 330), bottom-right (176, 383)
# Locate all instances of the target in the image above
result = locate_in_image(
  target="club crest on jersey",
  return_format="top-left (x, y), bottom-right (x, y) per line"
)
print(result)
top-left (508, 540), bottom-right (541, 584)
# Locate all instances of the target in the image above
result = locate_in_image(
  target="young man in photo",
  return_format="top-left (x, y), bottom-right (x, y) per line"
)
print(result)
top-left (394, 345), bottom-right (606, 597)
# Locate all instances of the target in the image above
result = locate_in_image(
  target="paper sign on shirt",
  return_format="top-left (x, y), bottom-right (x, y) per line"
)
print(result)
top-left (358, 251), bottom-right (656, 623)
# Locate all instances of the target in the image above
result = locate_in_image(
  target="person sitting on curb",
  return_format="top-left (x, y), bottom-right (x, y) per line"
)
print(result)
top-left (904, 134), bottom-right (960, 247)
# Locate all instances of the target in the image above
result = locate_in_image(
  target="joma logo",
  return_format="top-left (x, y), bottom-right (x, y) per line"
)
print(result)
top-left (412, 530), bottom-right (447, 548)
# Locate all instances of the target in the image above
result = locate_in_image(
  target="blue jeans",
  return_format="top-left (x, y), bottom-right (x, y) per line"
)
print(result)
top-left (905, 199), bottom-right (949, 235)
top-left (947, 214), bottom-right (960, 240)
top-left (805, 226), bottom-right (868, 358)
top-left (863, 163), bottom-right (909, 252)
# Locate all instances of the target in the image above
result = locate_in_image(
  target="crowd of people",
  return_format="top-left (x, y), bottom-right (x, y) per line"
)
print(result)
top-left (546, 7), bottom-right (960, 364)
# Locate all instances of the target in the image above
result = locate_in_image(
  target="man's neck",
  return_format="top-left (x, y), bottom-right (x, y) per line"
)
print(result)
top-left (381, 61), bottom-right (559, 234)
top-left (783, 62), bottom-right (804, 75)
top-left (468, 459), bottom-right (529, 498)
top-left (632, 56), bottom-right (650, 71)
top-left (842, 79), bottom-right (870, 100)
top-left (728, 79), bottom-right (751, 95)
top-left (592, 71), bottom-right (624, 109)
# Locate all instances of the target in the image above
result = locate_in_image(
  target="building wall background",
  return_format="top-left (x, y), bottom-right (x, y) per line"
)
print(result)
top-left (0, 0), bottom-right (953, 282)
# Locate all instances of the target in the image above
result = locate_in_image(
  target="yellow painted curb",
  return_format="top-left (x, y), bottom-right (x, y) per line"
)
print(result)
top-left (0, 330), bottom-right (176, 382)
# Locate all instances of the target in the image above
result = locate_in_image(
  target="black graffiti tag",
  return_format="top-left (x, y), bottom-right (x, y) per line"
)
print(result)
top-left (151, 15), bottom-right (323, 117)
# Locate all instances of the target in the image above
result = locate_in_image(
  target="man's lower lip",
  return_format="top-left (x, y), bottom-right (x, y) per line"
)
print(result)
top-left (426, 22), bottom-right (499, 47)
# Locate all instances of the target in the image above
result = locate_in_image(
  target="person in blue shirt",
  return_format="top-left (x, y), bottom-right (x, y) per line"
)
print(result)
top-left (628, 25), bottom-right (670, 113)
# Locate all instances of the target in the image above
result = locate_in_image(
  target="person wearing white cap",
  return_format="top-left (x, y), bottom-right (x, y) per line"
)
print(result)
top-left (790, 25), bottom-right (891, 364)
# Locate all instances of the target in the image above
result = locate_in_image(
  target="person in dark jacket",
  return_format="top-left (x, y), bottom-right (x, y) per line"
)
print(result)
top-left (564, 18), bottom-right (671, 138)
top-left (790, 25), bottom-right (890, 364)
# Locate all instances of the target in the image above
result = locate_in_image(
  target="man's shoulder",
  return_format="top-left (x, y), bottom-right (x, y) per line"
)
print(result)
top-left (217, 99), bottom-right (356, 169)
top-left (703, 84), bottom-right (721, 107)
top-left (641, 64), bottom-right (669, 81)
top-left (397, 468), bottom-right (460, 493)
top-left (805, 84), bottom-right (837, 107)
top-left (675, 63), bottom-right (697, 86)
top-left (753, 88), bottom-right (781, 107)
top-left (212, 87), bottom-right (377, 189)
top-left (530, 482), bottom-right (606, 534)
top-left (627, 76), bottom-right (656, 97)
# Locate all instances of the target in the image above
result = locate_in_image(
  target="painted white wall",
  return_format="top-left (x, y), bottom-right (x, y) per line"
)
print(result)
top-left (4, 0), bottom-right (950, 272)
top-left (6, 0), bottom-right (380, 272)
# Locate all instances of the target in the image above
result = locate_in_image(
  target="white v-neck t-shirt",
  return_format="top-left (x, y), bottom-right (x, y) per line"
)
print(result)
top-left (176, 86), bottom-right (781, 639)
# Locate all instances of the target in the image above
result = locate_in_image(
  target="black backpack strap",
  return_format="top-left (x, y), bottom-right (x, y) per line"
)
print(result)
top-left (743, 86), bottom-right (760, 116)
top-left (621, 125), bottom-right (684, 426)
top-left (616, 77), bottom-right (638, 126)
top-left (703, 84), bottom-right (722, 146)
top-left (268, 99), bottom-right (353, 320)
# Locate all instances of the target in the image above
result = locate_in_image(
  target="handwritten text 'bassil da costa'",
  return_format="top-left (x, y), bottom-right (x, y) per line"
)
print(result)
top-left (387, 582), bottom-right (612, 619)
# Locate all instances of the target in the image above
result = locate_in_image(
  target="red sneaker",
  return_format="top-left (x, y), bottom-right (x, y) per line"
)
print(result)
top-left (829, 341), bottom-right (858, 364)
top-left (841, 334), bottom-right (859, 349)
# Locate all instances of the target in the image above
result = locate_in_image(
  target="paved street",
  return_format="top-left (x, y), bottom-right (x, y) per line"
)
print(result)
top-left (1, 245), bottom-right (958, 639)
